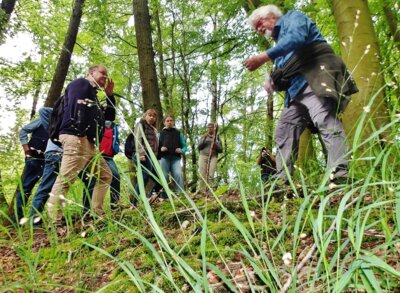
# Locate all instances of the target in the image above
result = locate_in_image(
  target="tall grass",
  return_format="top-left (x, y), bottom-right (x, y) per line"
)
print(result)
top-left (1, 108), bottom-right (400, 292)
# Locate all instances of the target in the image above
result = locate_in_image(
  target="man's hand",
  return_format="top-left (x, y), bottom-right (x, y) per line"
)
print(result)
top-left (244, 53), bottom-right (270, 71)
top-left (105, 78), bottom-right (114, 96)
top-left (264, 80), bottom-right (275, 95)
top-left (175, 148), bottom-right (182, 154)
top-left (161, 146), bottom-right (168, 152)
top-left (140, 155), bottom-right (146, 161)
top-left (22, 144), bottom-right (32, 157)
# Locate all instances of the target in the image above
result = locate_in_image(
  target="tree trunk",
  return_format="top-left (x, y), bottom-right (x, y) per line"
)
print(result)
top-left (296, 129), bottom-right (316, 171)
top-left (209, 18), bottom-right (219, 124)
top-left (182, 74), bottom-right (197, 192)
top-left (0, 0), bottom-right (17, 41)
top-left (44, 0), bottom-right (85, 107)
top-left (380, 0), bottom-right (400, 46)
top-left (242, 0), bottom-right (262, 12)
top-left (133, 0), bottom-right (163, 127)
top-left (154, 1), bottom-right (173, 114)
top-left (30, 86), bottom-right (40, 119)
top-left (332, 0), bottom-right (390, 145)
top-left (0, 169), bottom-right (7, 207)
top-left (180, 93), bottom-right (187, 189)
top-left (266, 94), bottom-right (274, 149)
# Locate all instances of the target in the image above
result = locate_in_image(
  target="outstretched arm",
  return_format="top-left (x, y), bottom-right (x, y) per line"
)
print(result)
top-left (244, 52), bottom-right (271, 71)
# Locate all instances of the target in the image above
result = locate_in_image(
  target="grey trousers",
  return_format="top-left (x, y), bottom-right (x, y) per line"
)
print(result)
top-left (274, 88), bottom-right (348, 182)
top-left (198, 155), bottom-right (218, 191)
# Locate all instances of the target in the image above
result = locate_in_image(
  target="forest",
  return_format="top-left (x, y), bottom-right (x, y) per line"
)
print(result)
top-left (0, 0), bottom-right (399, 291)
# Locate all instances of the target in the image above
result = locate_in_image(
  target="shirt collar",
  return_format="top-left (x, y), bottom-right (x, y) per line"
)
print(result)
top-left (86, 77), bottom-right (99, 88)
top-left (272, 17), bottom-right (283, 40)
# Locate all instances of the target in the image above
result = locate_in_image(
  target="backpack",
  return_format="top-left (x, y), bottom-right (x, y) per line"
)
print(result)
top-left (100, 123), bottom-right (120, 157)
top-left (48, 95), bottom-right (64, 147)
top-left (124, 133), bottom-right (135, 159)
top-left (124, 119), bottom-right (145, 159)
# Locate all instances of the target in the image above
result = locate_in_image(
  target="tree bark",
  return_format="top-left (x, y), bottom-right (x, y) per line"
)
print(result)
top-left (0, 169), bottom-right (7, 207)
top-left (30, 86), bottom-right (40, 119)
top-left (266, 94), bottom-right (274, 149)
top-left (297, 129), bottom-right (316, 171)
top-left (0, 0), bottom-right (17, 41)
top-left (380, 0), bottom-right (400, 46)
top-left (332, 0), bottom-right (390, 145)
top-left (44, 0), bottom-right (85, 107)
top-left (154, 1), bottom-right (173, 114)
top-left (133, 0), bottom-right (163, 127)
top-left (210, 17), bottom-right (219, 125)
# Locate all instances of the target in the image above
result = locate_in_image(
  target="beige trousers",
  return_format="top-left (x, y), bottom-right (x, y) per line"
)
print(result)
top-left (198, 155), bottom-right (218, 191)
top-left (47, 134), bottom-right (112, 221)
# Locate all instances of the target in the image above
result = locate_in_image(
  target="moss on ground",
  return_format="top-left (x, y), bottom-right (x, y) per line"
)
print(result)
top-left (1, 186), bottom-right (399, 291)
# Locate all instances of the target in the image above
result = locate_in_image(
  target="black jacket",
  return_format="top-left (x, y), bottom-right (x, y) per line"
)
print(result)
top-left (272, 42), bottom-right (358, 112)
top-left (59, 78), bottom-right (105, 144)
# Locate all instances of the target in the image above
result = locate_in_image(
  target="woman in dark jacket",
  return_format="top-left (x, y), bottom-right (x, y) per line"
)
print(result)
top-left (132, 109), bottom-right (158, 206)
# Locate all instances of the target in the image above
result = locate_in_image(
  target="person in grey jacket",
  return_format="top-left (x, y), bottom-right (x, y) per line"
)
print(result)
top-left (197, 123), bottom-right (223, 192)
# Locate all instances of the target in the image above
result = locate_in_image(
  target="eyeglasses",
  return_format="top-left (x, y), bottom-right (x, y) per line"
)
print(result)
top-left (97, 70), bottom-right (108, 78)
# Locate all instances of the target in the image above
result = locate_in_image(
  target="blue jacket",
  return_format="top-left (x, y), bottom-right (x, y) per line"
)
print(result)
top-left (38, 107), bottom-right (63, 153)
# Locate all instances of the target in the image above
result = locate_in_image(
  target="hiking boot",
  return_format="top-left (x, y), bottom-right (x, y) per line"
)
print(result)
top-left (329, 176), bottom-right (348, 190)
top-left (129, 200), bottom-right (138, 210)
top-left (159, 191), bottom-right (168, 199)
top-left (148, 192), bottom-right (159, 204)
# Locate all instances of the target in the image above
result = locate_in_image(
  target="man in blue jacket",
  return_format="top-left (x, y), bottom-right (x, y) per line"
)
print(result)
top-left (244, 5), bottom-right (357, 187)
top-left (12, 108), bottom-right (49, 222)
top-left (24, 107), bottom-right (63, 227)
top-left (47, 64), bottom-right (113, 222)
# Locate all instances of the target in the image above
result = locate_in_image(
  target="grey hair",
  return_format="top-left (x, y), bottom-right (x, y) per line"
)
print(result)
top-left (247, 5), bottom-right (283, 30)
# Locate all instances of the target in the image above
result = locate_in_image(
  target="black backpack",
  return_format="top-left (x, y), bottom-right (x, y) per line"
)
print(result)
top-left (124, 133), bottom-right (135, 159)
top-left (48, 95), bottom-right (65, 147)
top-left (124, 120), bottom-right (147, 159)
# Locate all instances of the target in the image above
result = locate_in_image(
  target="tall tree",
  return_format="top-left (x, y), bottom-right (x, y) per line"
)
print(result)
top-left (153, 0), bottom-right (174, 114)
top-left (0, 170), bottom-right (6, 207)
top-left (0, 0), bottom-right (16, 42)
top-left (29, 86), bottom-right (41, 119)
top-left (44, 0), bottom-right (85, 107)
top-left (380, 0), bottom-right (400, 47)
top-left (332, 0), bottom-right (390, 145)
top-left (132, 0), bottom-right (163, 125)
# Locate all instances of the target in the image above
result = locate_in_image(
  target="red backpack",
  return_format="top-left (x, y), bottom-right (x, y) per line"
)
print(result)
top-left (100, 127), bottom-right (114, 156)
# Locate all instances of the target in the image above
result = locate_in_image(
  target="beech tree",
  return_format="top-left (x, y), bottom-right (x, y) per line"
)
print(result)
top-left (44, 0), bottom-right (85, 107)
top-left (0, 0), bottom-right (16, 42)
top-left (332, 0), bottom-right (390, 147)
top-left (133, 0), bottom-right (163, 125)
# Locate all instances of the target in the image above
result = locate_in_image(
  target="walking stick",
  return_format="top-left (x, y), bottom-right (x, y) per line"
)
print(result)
top-left (205, 124), bottom-right (218, 194)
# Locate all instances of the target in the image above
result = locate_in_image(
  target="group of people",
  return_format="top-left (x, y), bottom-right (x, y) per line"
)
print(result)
top-left (10, 3), bottom-right (358, 226)
top-left (10, 65), bottom-right (221, 226)
top-left (127, 108), bottom-right (188, 206)
top-left (11, 65), bottom-right (117, 226)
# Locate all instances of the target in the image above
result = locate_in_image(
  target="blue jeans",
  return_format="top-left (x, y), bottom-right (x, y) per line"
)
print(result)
top-left (82, 156), bottom-right (120, 211)
top-left (160, 156), bottom-right (184, 193)
top-left (15, 157), bottom-right (45, 220)
top-left (29, 152), bottom-right (62, 220)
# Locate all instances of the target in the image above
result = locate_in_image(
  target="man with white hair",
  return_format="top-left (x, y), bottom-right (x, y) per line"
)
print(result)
top-left (244, 5), bottom-right (358, 186)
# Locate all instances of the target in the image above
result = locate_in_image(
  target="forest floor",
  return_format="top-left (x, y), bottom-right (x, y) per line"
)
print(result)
top-left (1, 186), bottom-right (400, 292)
